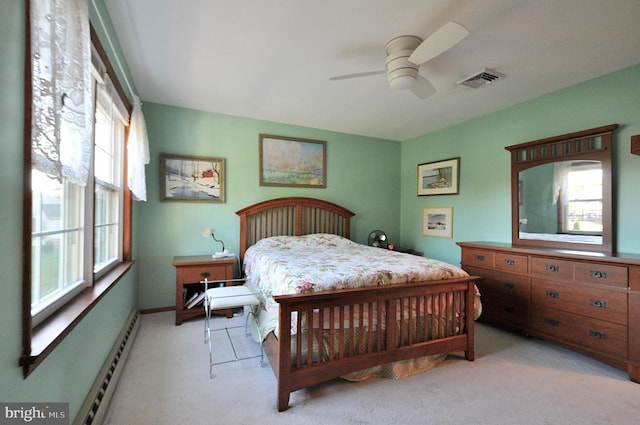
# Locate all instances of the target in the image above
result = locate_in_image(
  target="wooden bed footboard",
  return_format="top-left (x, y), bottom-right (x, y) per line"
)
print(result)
top-left (268, 276), bottom-right (479, 411)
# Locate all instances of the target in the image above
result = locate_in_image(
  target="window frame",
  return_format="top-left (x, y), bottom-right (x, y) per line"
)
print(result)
top-left (21, 21), bottom-right (133, 378)
top-left (92, 67), bottom-right (128, 278)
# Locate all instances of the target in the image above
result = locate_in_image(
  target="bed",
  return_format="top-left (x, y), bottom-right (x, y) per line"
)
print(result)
top-left (236, 197), bottom-right (481, 411)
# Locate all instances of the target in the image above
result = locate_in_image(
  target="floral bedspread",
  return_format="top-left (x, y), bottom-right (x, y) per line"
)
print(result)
top-left (245, 233), bottom-right (469, 295)
top-left (244, 234), bottom-right (475, 332)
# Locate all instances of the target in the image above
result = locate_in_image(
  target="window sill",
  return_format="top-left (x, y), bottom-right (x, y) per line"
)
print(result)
top-left (20, 261), bottom-right (134, 378)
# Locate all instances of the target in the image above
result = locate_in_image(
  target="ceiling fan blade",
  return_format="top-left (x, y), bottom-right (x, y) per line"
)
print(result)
top-left (408, 21), bottom-right (469, 65)
top-left (329, 70), bottom-right (386, 81)
top-left (410, 75), bottom-right (436, 99)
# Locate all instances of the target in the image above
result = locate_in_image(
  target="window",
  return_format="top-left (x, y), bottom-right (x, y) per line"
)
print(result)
top-left (93, 70), bottom-right (127, 276)
top-left (30, 43), bottom-right (129, 326)
top-left (31, 169), bottom-right (86, 324)
top-left (23, 12), bottom-right (134, 377)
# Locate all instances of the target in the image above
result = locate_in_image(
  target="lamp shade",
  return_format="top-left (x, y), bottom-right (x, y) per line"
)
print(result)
top-left (202, 227), bottom-right (213, 238)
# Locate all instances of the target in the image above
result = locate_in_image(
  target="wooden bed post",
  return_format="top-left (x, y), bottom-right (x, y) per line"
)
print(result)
top-left (238, 216), bottom-right (247, 265)
top-left (465, 280), bottom-right (476, 361)
top-left (277, 301), bottom-right (293, 411)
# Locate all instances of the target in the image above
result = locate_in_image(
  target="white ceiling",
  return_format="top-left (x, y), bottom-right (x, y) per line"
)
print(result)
top-left (104, 0), bottom-right (640, 141)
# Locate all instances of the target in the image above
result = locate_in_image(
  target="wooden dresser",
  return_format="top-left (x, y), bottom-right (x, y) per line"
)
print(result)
top-left (458, 241), bottom-right (640, 383)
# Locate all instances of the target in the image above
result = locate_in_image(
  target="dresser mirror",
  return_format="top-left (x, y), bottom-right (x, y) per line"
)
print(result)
top-left (505, 124), bottom-right (618, 253)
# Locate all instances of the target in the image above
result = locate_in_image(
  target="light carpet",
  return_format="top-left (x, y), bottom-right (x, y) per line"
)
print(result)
top-left (102, 311), bottom-right (640, 425)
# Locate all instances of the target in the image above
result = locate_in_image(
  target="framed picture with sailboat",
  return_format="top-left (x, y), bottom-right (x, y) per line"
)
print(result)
top-left (417, 157), bottom-right (460, 196)
top-left (160, 153), bottom-right (225, 202)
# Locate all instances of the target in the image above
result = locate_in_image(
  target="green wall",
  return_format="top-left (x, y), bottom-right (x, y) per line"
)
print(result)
top-left (401, 64), bottom-right (640, 265)
top-left (136, 104), bottom-right (401, 310)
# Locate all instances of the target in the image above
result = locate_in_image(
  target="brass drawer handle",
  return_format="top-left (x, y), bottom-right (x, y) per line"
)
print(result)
top-left (590, 270), bottom-right (608, 279)
top-left (546, 264), bottom-right (560, 272)
top-left (590, 299), bottom-right (607, 308)
top-left (504, 259), bottom-right (516, 266)
top-left (589, 330), bottom-right (607, 340)
top-left (475, 255), bottom-right (485, 261)
top-left (545, 318), bottom-right (560, 327)
top-left (545, 290), bottom-right (560, 299)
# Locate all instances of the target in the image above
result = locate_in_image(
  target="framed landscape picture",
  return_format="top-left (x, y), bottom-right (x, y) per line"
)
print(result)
top-left (417, 157), bottom-right (460, 196)
top-left (423, 206), bottom-right (453, 238)
top-left (259, 134), bottom-right (326, 187)
top-left (160, 154), bottom-right (225, 202)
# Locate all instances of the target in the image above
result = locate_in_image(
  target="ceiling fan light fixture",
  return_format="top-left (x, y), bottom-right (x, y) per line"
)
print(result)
top-left (389, 73), bottom-right (417, 90)
top-left (385, 46), bottom-right (419, 90)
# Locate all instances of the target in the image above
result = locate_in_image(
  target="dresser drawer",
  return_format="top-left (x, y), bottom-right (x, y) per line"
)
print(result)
top-left (532, 307), bottom-right (627, 358)
top-left (531, 279), bottom-right (627, 325)
top-left (531, 257), bottom-right (574, 281)
top-left (470, 267), bottom-right (530, 300)
top-left (466, 266), bottom-right (530, 327)
top-left (481, 298), bottom-right (530, 327)
top-left (494, 252), bottom-right (528, 275)
top-left (462, 249), bottom-right (494, 269)
top-left (574, 262), bottom-right (628, 288)
top-left (180, 264), bottom-right (231, 284)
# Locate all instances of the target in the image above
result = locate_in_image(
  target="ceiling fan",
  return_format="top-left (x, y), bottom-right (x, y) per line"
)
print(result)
top-left (329, 21), bottom-right (469, 99)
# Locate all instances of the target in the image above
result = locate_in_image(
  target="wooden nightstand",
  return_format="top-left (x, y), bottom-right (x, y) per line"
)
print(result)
top-left (172, 255), bottom-right (236, 325)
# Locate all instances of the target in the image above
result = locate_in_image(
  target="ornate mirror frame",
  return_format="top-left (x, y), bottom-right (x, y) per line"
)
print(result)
top-left (505, 124), bottom-right (618, 253)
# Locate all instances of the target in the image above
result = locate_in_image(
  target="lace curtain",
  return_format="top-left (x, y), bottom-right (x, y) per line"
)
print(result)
top-left (128, 95), bottom-right (150, 201)
top-left (31, 0), bottom-right (93, 186)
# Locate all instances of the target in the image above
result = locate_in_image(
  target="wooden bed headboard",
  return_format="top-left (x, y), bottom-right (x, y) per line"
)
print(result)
top-left (235, 197), bottom-right (355, 263)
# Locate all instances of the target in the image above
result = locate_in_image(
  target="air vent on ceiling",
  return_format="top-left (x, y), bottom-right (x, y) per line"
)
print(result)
top-left (457, 68), bottom-right (505, 89)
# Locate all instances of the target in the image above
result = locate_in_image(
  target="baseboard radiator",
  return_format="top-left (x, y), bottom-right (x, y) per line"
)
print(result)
top-left (74, 310), bottom-right (140, 425)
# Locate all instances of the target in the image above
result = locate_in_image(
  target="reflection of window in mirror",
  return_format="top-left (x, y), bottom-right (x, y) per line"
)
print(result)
top-left (563, 162), bottom-right (602, 235)
top-left (517, 160), bottom-right (603, 240)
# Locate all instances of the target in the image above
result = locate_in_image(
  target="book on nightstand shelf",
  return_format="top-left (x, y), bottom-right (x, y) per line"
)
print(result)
top-left (185, 292), bottom-right (206, 309)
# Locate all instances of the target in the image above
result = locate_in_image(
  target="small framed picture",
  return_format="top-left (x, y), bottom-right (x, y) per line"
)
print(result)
top-left (259, 134), bottom-right (326, 188)
top-left (423, 206), bottom-right (453, 238)
top-left (159, 154), bottom-right (225, 202)
top-left (417, 157), bottom-right (460, 196)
